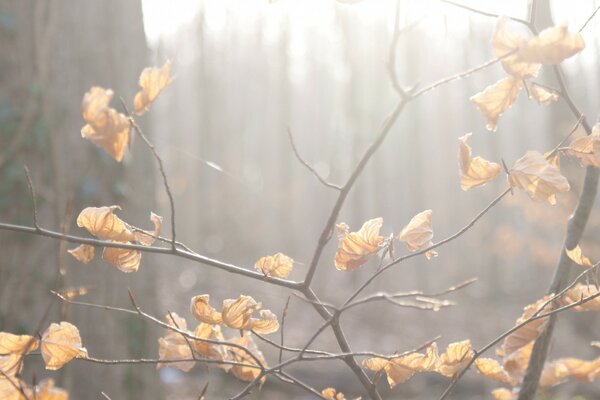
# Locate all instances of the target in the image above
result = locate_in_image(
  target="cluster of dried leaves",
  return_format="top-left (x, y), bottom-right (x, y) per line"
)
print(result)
top-left (0, 322), bottom-right (87, 399)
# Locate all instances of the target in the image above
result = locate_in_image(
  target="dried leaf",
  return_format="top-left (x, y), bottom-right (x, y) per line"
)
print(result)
top-left (76, 206), bottom-right (135, 242)
top-left (190, 295), bottom-right (223, 325)
top-left (80, 87), bottom-right (130, 162)
top-left (474, 358), bottom-right (518, 385)
top-left (57, 285), bottom-right (93, 301)
top-left (568, 125), bottom-right (600, 168)
top-left (0, 374), bottom-right (27, 400)
top-left (458, 133), bottom-right (501, 190)
top-left (565, 245), bottom-right (593, 267)
top-left (436, 340), bottom-right (474, 378)
top-left (322, 387), bottom-right (346, 400)
top-left (501, 296), bottom-right (552, 359)
top-left (67, 244), bottom-right (95, 264)
top-left (249, 310), bottom-right (280, 335)
top-left (550, 356), bottom-right (600, 382)
top-left (41, 322), bottom-right (88, 370)
top-left (525, 82), bottom-right (559, 105)
top-left (517, 24), bottom-right (585, 65)
top-left (470, 77), bottom-right (522, 132)
top-left (539, 359), bottom-right (570, 387)
top-left (508, 151), bottom-right (570, 204)
top-left (0, 354), bottom-right (22, 377)
top-left (222, 296), bottom-right (261, 331)
top-left (559, 284), bottom-right (600, 311)
top-left (254, 252), bottom-right (294, 278)
top-left (102, 245), bottom-right (141, 273)
top-left (363, 343), bottom-right (438, 388)
top-left (228, 334), bottom-right (267, 383)
top-left (398, 210), bottom-right (437, 259)
top-left (492, 388), bottom-right (516, 400)
top-left (31, 379), bottom-right (69, 400)
top-left (335, 218), bottom-right (385, 271)
top-left (503, 341), bottom-right (534, 377)
top-left (0, 333), bottom-right (38, 356)
top-left (193, 323), bottom-right (228, 364)
top-left (133, 60), bottom-right (174, 115)
top-left (157, 312), bottom-right (195, 372)
top-left (493, 17), bottom-right (540, 79)
top-left (132, 212), bottom-right (163, 246)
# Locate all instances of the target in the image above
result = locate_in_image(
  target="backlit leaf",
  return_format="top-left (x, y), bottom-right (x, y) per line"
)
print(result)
top-left (254, 252), bottom-right (294, 278)
top-left (559, 284), bottom-right (600, 311)
top-left (222, 295), bottom-right (261, 331)
top-left (526, 82), bottom-right (559, 105)
top-left (133, 60), bottom-right (174, 115)
top-left (539, 360), bottom-right (570, 387)
top-left (0, 354), bottom-right (22, 377)
top-left (550, 356), bottom-right (600, 382)
top-left (0, 333), bottom-right (38, 355)
top-left (76, 206), bottom-right (134, 242)
top-left (492, 388), bottom-right (516, 400)
top-left (565, 245), bottom-right (593, 267)
top-left (157, 312), bottom-right (195, 372)
top-left (0, 374), bottom-right (26, 400)
top-left (31, 379), bottom-right (69, 400)
top-left (102, 246), bottom-right (141, 273)
top-left (249, 310), bottom-right (280, 335)
top-left (471, 77), bottom-right (522, 132)
top-left (67, 244), bottom-right (95, 264)
top-left (193, 323), bottom-right (228, 364)
top-left (80, 87), bottom-right (130, 162)
top-left (508, 151), bottom-right (570, 204)
top-left (335, 218), bottom-right (385, 271)
top-left (228, 334), bottom-right (267, 383)
top-left (458, 133), bottom-right (501, 190)
top-left (501, 296), bottom-right (552, 359)
top-left (190, 295), bottom-right (223, 325)
top-left (322, 387), bottom-right (346, 400)
top-left (474, 358), bottom-right (517, 385)
top-left (568, 124), bottom-right (600, 168)
top-left (398, 210), bottom-right (437, 259)
top-left (436, 340), bottom-right (474, 378)
top-left (133, 212), bottom-right (163, 246)
top-left (41, 322), bottom-right (88, 370)
top-left (493, 17), bottom-right (540, 79)
top-left (517, 24), bottom-right (585, 65)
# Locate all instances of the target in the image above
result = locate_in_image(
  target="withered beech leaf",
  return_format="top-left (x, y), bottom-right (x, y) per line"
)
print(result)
top-left (0, 333), bottom-right (38, 355)
top-left (254, 252), bottom-right (294, 278)
top-left (0, 354), bottom-right (23, 377)
top-left (193, 323), bottom-right (228, 366)
top-left (321, 387), bottom-right (347, 400)
top-left (0, 373), bottom-right (26, 400)
top-left (549, 356), bottom-right (600, 382)
top-left (568, 124), bottom-right (600, 168)
top-left (249, 310), bottom-right (280, 335)
top-left (492, 388), bottom-right (516, 400)
top-left (362, 343), bottom-right (438, 388)
top-left (517, 24), bottom-right (585, 65)
top-left (133, 212), bottom-right (163, 246)
top-left (228, 334), bottom-right (267, 384)
top-left (80, 86), bottom-right (130, 162)
top-left (134, 60), bottom-right (174, 115)
top-left (493, 17), bottom-right (540, 79)
top-left (157, 312), bottom-right (195, 372)
top-left (76, 206), bottom-right (135, 242)
top-left (502, 341), bottom-right (533, 378)
top-left (41, 322), bottom-right (88, 370)
top-left (474, 358), bottom-right (517, 385)
top-left (398, 210), bottom-right (437, 259)
top-left (190, 295), bottom-right (223, 325)
top-left (565, 245), bottom-right (593, 267)
top-left (458, 133), bottom-right (501, 190)
top-left (102, 246), bottom-right (141, 273)
top-left (335, 218), bottom-right (385, 271)
top-left (436, 340), bottom-right (474, 378)
top-left (470, 77), bottom-right (522, 132)
top-left (508, 151), bottom-right (570, 204)
top-left (501, 296), bottom-right (552, 359)
top-left (30, 379), bottom-right (69, 400)
top-left (67, 244), bottom-right (95, 264)
top-left (539, 360), bottom-right (570, 387)
top-left (222, 295), bottom-right (261, 331)
top-left (526, 82), bottom-right (559, 105)
top-left (559, 284), bottom-right (600, 311)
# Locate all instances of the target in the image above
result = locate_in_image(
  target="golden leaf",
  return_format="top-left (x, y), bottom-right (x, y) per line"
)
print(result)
top-left (190, 295), bottom-right (223, 325)
top-left (322, 387), bottom-right (347, 400)
top-left (228, 334), bottom-right (267, 383)
top-left (565, 245), bottom-right (593, 267)
top-left (0, 354), bottom-right (22, 377)
top-left (67, 244), bottom-right (95, 264)
top-left (57, 285), bottom-right (93, 301)
top-left (132, 212), bottom-right (163, 246)
top-left (503, 341), bottom-right (533, 378)
top-left (517, 24), bottom-right (585, 65)
top-left (539, 360), bottom-right (570, 387)
top-left (31, 379), bottom-right (69, 400)
top-left (492, 388), bottom-right (516, 400)
top-left (493, 17), bottom-right (540, 79)
top-left (335, 218), bottom-right (385, 271)
top-left (559, 284), bottom-right (600, 311)
top-left (471, 77), bottom-right (522, 132)
top-left (525, 82), bottom-right (559, 105)
top-left (398, 210), bottom-right (437, 259)
top-left (363, 343), bottom-right (438, 388)
top-left (102, 245), bottom-right (141, 273)
top-left (76, 206), bottom-right (135, 242)
top-left (80, 87), bottom-right (130, 162)
top-left (249, 310), bottom-right (280, 335)
top-left (568, 125), bottom-right (600, 168)
top-left (458, 133), bottom-right (501, 190)
top-left (222, 295), bottom-right (261, 331)
top-left (508, 151), bottom-right (570, 204)
top-left (41, 322), bottom-right (88, 370)
top-left (501, 296), bottom-right (552, 359)
top-left (436, 340), bottom-right (474, 378)
top-left (0, 374), bottom-right (27, 400)
top-left (0, 333), bottom-right (38, 356)
top-left (254, 252), bottom-right (294, 278)
top-left (474, 358), bottom-right (518, 385)
top-left (157, 312), bottom-right (195, 372)
top-left (550, 356), bottom-right (600, 382)
top-left (193, 323), bottom-right (228, 364)
top-left (133, 60), bottom-right (174, 115)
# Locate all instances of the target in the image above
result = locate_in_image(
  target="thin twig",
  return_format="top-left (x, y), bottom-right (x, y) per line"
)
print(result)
top-left (23, 166), bottom-right (39, 230)
top-left (579, 4), bottom-right (600, 32)
top-left (279, 296), bottom-right (291, 369)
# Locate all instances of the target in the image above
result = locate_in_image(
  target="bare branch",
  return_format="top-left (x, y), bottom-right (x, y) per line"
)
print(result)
top-left (288, 128), bottom-right (341, 190)
top-left (23, 166), bottom-right (39, 230)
